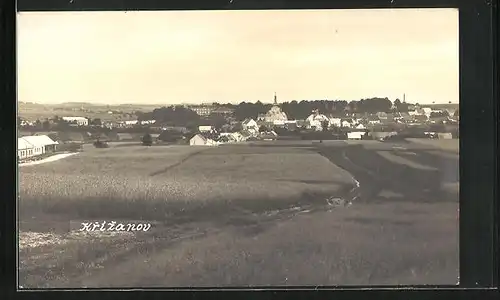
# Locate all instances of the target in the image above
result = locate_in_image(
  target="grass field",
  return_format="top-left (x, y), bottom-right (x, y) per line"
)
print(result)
top-left (18, 143), bottom-right (459, 287)
top-left (18, 102), bottom-right (162, 122)
top-left (406, 138), bottom-right (459, 154)
top-left (19, 145), bottom-right (356, 222)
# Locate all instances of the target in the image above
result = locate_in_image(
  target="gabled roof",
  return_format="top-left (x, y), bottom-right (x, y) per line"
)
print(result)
top-left (18, 138), bottom-right (34, 150)
top-left (21, 135), bottom-right (58, 148)
top-left (243, 118), bottom-right (258, 126)
top-left (191, 133), bottom-right (208, 142)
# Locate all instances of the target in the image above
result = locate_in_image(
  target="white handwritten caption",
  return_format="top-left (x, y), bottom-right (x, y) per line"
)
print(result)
top-left (79, 221), bottom-right (152, 232)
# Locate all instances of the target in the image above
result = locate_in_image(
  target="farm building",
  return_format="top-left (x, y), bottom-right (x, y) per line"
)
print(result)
top-left (18, 135), bottom-right (58, 159)
top-left (18, 138), bottom-right (34, 159)
top-left (189, 134), bottom-right (217, 146)
top-left (62, 117), bottom-right (88, 126)
top-left (347, 131), bottom-right (366, 140)
top-left (116, 133), bottom-right (135, 141)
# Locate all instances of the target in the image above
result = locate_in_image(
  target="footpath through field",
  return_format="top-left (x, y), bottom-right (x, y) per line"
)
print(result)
top-left (19, 153), bottom-right (78, 166)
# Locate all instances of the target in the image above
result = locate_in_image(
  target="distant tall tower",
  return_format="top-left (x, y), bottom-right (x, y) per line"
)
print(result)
top-left (403, 93), bottom-right (406, 103)
top-left (273, 92), bottom-right (278, 105)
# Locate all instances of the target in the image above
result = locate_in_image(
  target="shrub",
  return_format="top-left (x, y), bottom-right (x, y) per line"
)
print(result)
top-left (142, 133), bottom-right (153, 146)
top-left (93, 140), bottom-right (109, 148)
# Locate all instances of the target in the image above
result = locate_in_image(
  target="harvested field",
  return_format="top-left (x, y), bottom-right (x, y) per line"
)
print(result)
top-left (376, 151), bottom-right (438, 171)
top-left (19, 145), bottom-right (356, 221)
top-left (406, 138), bottom-right (459, 153)
top-left (18, 143), bottom-right (459, 287)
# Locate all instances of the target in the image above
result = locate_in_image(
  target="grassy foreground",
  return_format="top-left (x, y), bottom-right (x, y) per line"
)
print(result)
top-left (19, 145), bottom-right (356, 221)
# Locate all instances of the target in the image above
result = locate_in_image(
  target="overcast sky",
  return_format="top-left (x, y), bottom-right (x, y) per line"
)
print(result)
top-left (17, 9), bottom-right (458, 105)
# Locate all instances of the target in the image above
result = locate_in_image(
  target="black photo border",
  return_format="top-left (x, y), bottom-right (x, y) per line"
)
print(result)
top-left (2, 0), bottom-right (498, 299)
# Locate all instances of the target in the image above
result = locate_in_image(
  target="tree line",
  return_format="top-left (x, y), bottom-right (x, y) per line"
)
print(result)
top-left (136, 97), bottom-right (408, 125)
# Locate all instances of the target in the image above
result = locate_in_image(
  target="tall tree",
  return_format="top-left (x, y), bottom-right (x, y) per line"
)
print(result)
top-left (393, 98), bottom-right (402, 110)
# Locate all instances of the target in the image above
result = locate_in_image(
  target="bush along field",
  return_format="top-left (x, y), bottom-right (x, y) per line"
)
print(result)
top-left (19, 145), bottom-right (357, 223)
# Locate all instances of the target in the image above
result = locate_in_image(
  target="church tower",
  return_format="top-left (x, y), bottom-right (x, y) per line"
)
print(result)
top-left (273, 92), bottom-right (278, 105)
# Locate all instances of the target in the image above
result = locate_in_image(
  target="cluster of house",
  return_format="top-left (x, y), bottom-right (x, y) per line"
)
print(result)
top-left (186, 96), bottom-right (458, 145)
top-left (17, 135), bottom-right (58, 160)
top-left (19, 94), bottom-right (458, 147)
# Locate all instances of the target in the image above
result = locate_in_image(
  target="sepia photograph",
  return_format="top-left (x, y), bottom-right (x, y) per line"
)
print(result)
top-left (17, 8), bottom-right (459, 288)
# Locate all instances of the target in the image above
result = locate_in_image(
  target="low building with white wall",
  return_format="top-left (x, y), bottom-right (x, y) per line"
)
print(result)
top-left (18, 135), bottom-right (58, 159)
top-left (62, 117), bottom-right (88, 126)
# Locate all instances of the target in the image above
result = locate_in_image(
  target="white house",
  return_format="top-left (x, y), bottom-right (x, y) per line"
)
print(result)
top-left (242, 119), bottom-right (259, 133)
top-left (189, 134), bottom-right (217, 146)
top-left (355, 124), bottom-right (366, 130)
top-left (306, 112), bottom-right (329, 131)
top-left (198, 125), bottom-right (214, 133)
top-left (62, 117), bottom-right (88, 126)
top-left (18, 135), bottom-right (58, 159)
top-left (140, 120), bottom-right (156, 125)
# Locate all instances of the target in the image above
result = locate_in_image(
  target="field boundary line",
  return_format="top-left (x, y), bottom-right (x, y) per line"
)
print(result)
top-left (149, 148), bottom-right (210, 176)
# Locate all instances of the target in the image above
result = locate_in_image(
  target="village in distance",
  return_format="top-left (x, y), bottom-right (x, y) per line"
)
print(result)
top-left (17, 94), bottom-right (459, 160)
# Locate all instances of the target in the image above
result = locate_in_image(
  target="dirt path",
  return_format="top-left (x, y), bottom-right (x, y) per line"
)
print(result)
top-left (19, 153), bottom-right (78, 166)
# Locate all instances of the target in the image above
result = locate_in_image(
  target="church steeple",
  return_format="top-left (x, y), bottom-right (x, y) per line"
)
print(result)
top-left (273, 92), bottom-right (277, 105)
